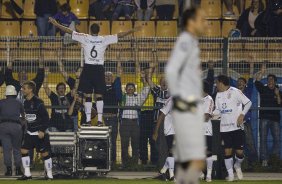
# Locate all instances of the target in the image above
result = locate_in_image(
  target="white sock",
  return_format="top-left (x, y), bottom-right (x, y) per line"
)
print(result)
top-left (224, 157), bottom-right (234, 177)
top-left (160, 159), bottom-right (168, 174)
top-left (22, 156), bottom-right (31, 177)
top-left (176, 165), bottom-right (200, 184)
top-left (96, 100), bottom-right (104, 122)
top-left (235, 155), bottom-right (244, 169)
top-left (167, 157), bottom-right (175, 178)
top-left (84, 102), bottom-right (92, 122)
top-left (206, 156), bottom-right (213, 177)
top-left (44, 158), bottom-right (53, 178)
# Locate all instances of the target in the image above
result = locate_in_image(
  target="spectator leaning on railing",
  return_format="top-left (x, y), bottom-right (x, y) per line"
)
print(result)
top-left (5, 59), bottom-right (45, 103)
top-left (255, 64), bottom-right (282, 167)
top-left (120, 71), bottom-right (150, 167)
top-left (43, 68), bottom-right (74, 132)
top-left (103, 62), bottom-right (122, 163)
top-left (58, 57), bottom-right (82, 132)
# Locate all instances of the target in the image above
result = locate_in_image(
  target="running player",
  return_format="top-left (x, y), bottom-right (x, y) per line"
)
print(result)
top-left (49, 17), bottom-right (141, 126)
top-left (165, 7), bottom-right (207, 184)
top-left (201, 80), bottom-right (215, 182)
top-left (213, 75), bottom-right (252, 181)
top-left (153, 97), bottom-right (175, 181)
top-left (19, 81), bottom-right (52, 180)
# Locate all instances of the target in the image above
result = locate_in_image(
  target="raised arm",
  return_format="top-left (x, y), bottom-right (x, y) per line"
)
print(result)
top-left (57, 53), bottom-right (69, 82)
top-left (0, 67), bottom-right (4, 86)
top-left (117, 26), bottom-right (142, 38)
top-left (32, 59), bottom-right (45, 95)
top-left (68, 94), bottom-right (78, 116)
top-left (5, 60), bottom-right (21, 92)
top-left (49, 17), bottom-right (74, 34)
top-left (137, 71), bottom-right (150, 105)
top-left (43, 68), bottom-right (52, 97)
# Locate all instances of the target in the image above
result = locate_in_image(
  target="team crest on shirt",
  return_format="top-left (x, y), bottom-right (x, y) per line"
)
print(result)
top-left (227, 93), bottom-right (231, 99)
top-left (222, 103), bottom-right (227, 109)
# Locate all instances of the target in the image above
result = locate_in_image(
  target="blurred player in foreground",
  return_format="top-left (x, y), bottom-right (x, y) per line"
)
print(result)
top-left (49, 17), bottom-right (141, 126)
top-left (213, 75), bottom-right (252, 181)
top-left (201, 81), bottom-right (215, 182)
top-left (165, 7), bottom-right (207, 184)
top-left (153, 97), bottom-right (175, 181)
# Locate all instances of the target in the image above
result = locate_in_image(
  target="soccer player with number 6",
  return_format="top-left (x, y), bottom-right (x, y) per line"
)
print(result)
top-left (49, 17), bottom-right (141, 126)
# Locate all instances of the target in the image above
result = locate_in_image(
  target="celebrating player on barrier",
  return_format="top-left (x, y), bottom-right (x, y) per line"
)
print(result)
top-left (165, 7), bottom-right (207, 184)
top-left (213, 75), bottom-right (252, 181)
top-left (49, 17), bottom-right (141, 127)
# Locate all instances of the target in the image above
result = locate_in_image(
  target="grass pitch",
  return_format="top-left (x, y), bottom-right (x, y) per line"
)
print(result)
top-left (0, 179), bottom-right (282, 184)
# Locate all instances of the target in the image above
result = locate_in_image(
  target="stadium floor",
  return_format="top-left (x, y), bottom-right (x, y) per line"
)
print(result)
top-left (1, 179), bottom-right (282, 184)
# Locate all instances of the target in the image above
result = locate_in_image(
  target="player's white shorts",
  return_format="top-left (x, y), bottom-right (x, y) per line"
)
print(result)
top-left (172, 108), bottom-right (206, 162)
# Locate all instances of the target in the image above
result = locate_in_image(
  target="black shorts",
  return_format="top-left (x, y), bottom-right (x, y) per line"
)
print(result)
top-left (166, 134), bottom-right (174, 150)
top-left (22, 133), bottom-right (51, 153)
top-left (206, 135), bottom-right (212, 153)
top-left (78, 64), bottom-right (106, 95)
top-left (221, 129), bottom-right (245, 150)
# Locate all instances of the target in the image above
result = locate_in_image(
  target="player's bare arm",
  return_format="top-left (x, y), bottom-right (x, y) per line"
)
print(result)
top-left (153, 111), bottom-right (165, 141)
top-left (117, 26), bottom-right (142, 38)
top-left (49, 17), bottom-right (73, 34)
top-left (43, 67), bottom-right (51, 97)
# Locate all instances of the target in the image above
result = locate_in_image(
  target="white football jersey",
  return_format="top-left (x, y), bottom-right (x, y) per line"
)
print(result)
top-left (160, 97), bottom-right (175, 136)
top-left (214, 87), bottom-right (251, 132)
top-left (202, 95), bottom-right (214, 136)
top-left (72, 31), bottom-right (118, 65)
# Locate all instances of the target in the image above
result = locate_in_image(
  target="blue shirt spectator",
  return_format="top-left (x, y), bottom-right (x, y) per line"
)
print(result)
top-left (53, 3), bottom-right (80, 36)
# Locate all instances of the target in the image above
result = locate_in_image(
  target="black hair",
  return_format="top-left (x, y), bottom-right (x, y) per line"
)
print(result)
top-left (203, 80), bottom-right (210, 94)
top-left (90, 23), bottom-right (100, 35)
top-left (238, 77), bottom-right (247, 84)
top-left (217, 75), bottom-right (230, 86)
top-left (23, 81), bottom-right (36, 94)
top-left (182, 7), bottom-right (199, 28)
top-left (267, 74), bottom-right (277, 82)
top-left (126, 83), bottom-right (136, 89)
top-left (61, 3), bottom-right (71, 12)
top-left (56, 82), bottom-right (66, 91)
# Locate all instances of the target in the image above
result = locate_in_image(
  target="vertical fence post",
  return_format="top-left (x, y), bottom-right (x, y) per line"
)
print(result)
top-left (223, 38), bottom-right (229, 75)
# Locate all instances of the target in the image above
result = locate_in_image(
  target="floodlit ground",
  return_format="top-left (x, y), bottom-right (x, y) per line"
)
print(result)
top-left (1, 179), bottom-right (282, 184)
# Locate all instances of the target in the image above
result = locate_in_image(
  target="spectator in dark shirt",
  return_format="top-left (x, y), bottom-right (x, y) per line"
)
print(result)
top-left (135, 0), bottom-right (154, 20)
top-left (112, 0), bottom-right (135, 20)
top-left (34, 0), bottom-right (57, 36)
top-left (89, 0), bottom-right (114, 20)
top-left (155, 0), bottom-right (175, 20)
top-left (68, 92), bottom-right (97, 126)
top-left (0, 67), bottom-right (5, 87)
top-left (103, 65), bottom-right (122, 163)
top-left (5, 60), bottom-right (45, 103)
top-left (146, 66), bottom-right (170, 167)
top-left (255, 65), bottom-right (282, 167)
top-left (58, 59), bottom-right (82, 132)
top-left (53, 3), bottom-right (80, 36)
top-left (237, 0), bottom-right (264, 36)
top-left (231, 61), bottom-right (258, 166)
top-left (255, 0), bottom-right (282, 36)
top-left (43, 68), bottom-right (73, 132)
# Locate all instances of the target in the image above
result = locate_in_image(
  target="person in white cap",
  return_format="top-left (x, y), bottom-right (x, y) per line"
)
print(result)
top-left (0, 85), bottom-right (25, 176)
